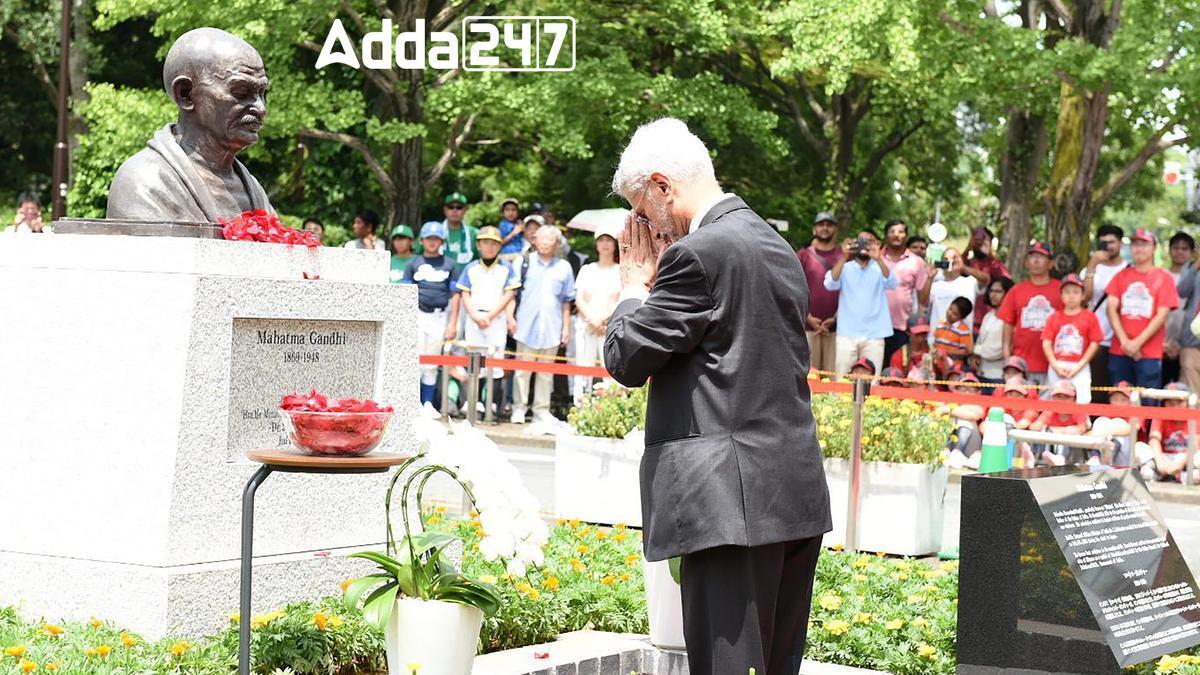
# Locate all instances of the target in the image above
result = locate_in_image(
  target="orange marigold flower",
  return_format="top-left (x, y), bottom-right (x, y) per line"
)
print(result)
top-left (169, 641), bottom-right (192, 658)
top-left (19, 659), bottom-right (36, 673)
top-left (42, 625), bottom-right (63, 638)
top-left (4, 646), bottom-right (26, 658)
top-left (542, 577), bottom-right (560, 592)
top-left (339, 579), bottom-right (352, 592)
top-left (601, 575), bottom-right (615, 585)
top-left (120, 633), bottom-right (137, 648)
top-left (570, 559), bottom-right (586, 573)
top-left (576, 545), bottom-right (590, 555)
top-left (88, 618), bottom-right (102, 629)
top-left (44, 663), bottom-right (59, 672)
top-left (596, 530), bottom-right (608, 540)
top-left (313, 613), bottom-right (329, 631)
top-left (95, 645), bottom-right (111, 657)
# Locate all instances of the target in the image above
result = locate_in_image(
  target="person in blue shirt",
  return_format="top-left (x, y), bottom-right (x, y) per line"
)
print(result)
top-left (823, 236), bottom-right (896, 380)
top-left (402, 221), bottom-right (461, 405)
top-left (497, 197), bottom-right (525, 262)
top-left (512, 227), bottom-right (575, 424)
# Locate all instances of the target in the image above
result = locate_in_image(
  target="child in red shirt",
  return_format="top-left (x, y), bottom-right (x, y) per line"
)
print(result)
top-left (1041, 274), bottom-right (1103, 404)
top-left (1134, 382), bottom-right (1192, 481)
top-left (1027, 380), bottom-right (1090, 466)
top-left (891, 319), bottom-right (931, 372)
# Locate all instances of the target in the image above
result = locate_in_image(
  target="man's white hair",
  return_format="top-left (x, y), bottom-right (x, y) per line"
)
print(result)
top-left (610, 118), bottom-right (715, 197)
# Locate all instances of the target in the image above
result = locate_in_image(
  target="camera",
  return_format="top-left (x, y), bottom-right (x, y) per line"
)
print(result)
top-left (1095, 239), bottom-right (1111, 251)
top-left (853, 237), bottom-right (870, 257)
top-left (934, 260), bottom-right (951, 269)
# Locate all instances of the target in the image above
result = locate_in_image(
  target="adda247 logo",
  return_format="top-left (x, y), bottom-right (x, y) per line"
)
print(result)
top-left (315, 16), bottom-right (575, 72)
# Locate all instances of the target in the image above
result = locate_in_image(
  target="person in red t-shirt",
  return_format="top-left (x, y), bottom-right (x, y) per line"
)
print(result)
top-left (798, 212), bottom-right (842, 374)
top-left (1134, 382), bottom-right (1192, 481)
top-left (1040, 274), bottom-right (1103, 404)
top-left (1106, 228), bottom-right (1180, 392)
top-left (997, 241), bottom-right (1063, 396)
top-left (1028, 380), bottom-right (1090, 466)
top-left (890, 317), bottom-right (931, 372)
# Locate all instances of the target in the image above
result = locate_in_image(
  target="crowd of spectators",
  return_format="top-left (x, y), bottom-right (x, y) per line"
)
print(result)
top-left (799, 212), bottom-right (1199, 480)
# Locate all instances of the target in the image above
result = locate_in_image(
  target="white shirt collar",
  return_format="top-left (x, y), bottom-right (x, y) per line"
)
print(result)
top-left (688, 193), bottom-right (737, 234)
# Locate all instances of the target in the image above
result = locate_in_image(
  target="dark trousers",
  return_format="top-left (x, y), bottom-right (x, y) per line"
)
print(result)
top-left (882, 330), bottom-right (910, 371)
top-left (680, 536), bottom-right (822, 675)
top-left (1109, 353), bottom-right (1163, 394)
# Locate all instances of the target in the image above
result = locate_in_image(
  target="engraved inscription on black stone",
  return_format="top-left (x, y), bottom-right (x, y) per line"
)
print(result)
top-left (957, 466), bottom-right (1200, 674)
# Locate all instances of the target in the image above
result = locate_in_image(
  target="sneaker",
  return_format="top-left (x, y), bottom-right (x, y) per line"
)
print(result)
top-left (1140, 460), bottom-right (1157, 482)
top-left (510, 407), bottom-right (527, 424)
top-left (534, 411), bottom-right (559, 425)
top-left (1045, 451), bottom-right (1066, 467)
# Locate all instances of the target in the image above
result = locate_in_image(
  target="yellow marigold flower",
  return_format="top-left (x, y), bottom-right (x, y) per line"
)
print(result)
top-left (852, 612), bottom-right (872, 624)
top-left (818, 593), bottom-right (842, 611)
top-left (42, 625), bottom-right (63, 638)
top-left (940, 561), bottom-right (958, 572)
top-left (894, 561), bottom-right (912, 571)
top-left (568, 519), bottom-right (580, 530)
top-left (913, 617), bottom-right (929, 628)
top-left (474, 528), bottom-right (486, 538)
top-left (831, 543), bottom-right (844, 552)
top-left (852, 557), bottom-right (869, 569)
top-left (96, 645), bottom-right (112, 657)
top-left (169, 641), bottom-right (192, 658)
top-left (471, 519), bottom-right (481, 528)
top-left (542, 577), bottom-right (560, 591)
top-left (885, 619), bottom-right (904, 631)
top-left (434, 505), bottom-right (446, 513)
top-left (120, 633), bottom-right (137, 648)
top-left (619, 573), bottom-right (631, 582)
top-left (5, 646), bottom-right (27, 658)
top-left (576, 544), bottom-right (590, 555)
top-left (528, 589), bottom-right (540, 601)
top-left (340, 578), bottom-right (352, 592)
top-left (89, 618), bottom-right (102, 629)
top-left (44, 663), bottom-right (59, 672)
top-left (1157, 654), bottom-right (1182, 672)
top-left (614, 523), bottom-right (627, 530)
top-left (571, 559), bottom-right (586, 573)
top-left (891, 572), bottom-right (909, 582)
top-left (479, 574), bottom-right (498, 585)
top-left (469, 509), bottom-right (479, 518)
top-left (313, 612), bottom-right (329, 631)
top-left (229, 612), bottom-right (240, 624)
top-left (330, 615), bottom-right (344, 628)
top-left (19, 659), bottom-right (36, 673)
top-left (556, 518), bottom-right (566, 525)
top-left (426, 515), bottom-right (442, 526)
top-left (825, 619), bottom-right (850, 636)
top-left (601, 575), bottom-right (615, 585)
top-left (625, 554), bottom-right (640, 566)
top-left (614, 532), bottom-right (627, 542)
top-left (84, 648), bottom-right (97, 658)
top-left (917, 644), bottom-right (937, 659)
top-left (406, 662), bottom-right (421, 674)
top-left (907, 594), bottom-right (926, 604)
top-left (596, 530), bottom-right (608, 540)
top-left (578, 527), bottom-right (591, 538)
top-left (517, 581), bottom-right (535, 595)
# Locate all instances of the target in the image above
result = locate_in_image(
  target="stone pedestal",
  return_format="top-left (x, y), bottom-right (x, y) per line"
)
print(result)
top-left (0, 233), bottom-right (418, 637)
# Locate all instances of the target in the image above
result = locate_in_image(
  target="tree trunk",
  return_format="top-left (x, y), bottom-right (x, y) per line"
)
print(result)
top-left (997, 107), bottom-right (1047, 276)
top-left (1043, 81), bottom-right (1109, 272)
top-left (66, 0), bottom-right (90, 189)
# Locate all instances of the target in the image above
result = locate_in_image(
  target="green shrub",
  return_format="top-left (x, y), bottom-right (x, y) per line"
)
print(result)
top-left (811, 393), bottom-right (954, 465)
top-left (567, 384), bottom-right (647, 439)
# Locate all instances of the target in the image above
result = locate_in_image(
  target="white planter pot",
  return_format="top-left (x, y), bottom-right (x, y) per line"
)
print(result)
top-left (385, 597), bottom-right (483, 675)
top-left (643, 558), bottom-right (685, 650)
top-left (821, 458), bottom-right (948, 556)
top-left (554, 433), bottom-right (643, 526)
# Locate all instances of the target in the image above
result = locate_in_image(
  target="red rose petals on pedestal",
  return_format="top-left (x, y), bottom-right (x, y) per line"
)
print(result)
top-left (219, 210), bottom-right (321, 248)
top-left (279, 390), bottom-right (395, 456)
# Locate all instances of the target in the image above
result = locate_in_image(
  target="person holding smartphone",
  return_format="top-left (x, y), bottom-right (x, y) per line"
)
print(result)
top-left (10, 192), bottom-right (47, 233)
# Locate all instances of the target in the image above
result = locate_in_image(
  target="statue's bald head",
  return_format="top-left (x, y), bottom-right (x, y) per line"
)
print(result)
top-left (162, 28), bottom-right (264, 100)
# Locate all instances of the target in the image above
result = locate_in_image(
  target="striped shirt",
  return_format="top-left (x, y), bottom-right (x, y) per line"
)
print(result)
top-left (934, 320), bottom-right (973, 360)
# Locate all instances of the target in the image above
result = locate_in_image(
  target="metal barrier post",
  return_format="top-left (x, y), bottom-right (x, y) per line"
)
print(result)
top-left (1128, 390), bottom-right (1141, 465)
top-left (483, 348), bottom-right (497, 425)
top-left (845, 378), bottom-right (868, 553)
top-left (440, 344), bottom-right (452, 422)
top-left (465, 351), bottom-right (482, 425)
top-left (1187, 394), bottom-right (1198, 487)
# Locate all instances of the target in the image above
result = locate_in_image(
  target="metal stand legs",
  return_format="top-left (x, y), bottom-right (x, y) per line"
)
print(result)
top-left (239, 465), bottom-right (272, 675)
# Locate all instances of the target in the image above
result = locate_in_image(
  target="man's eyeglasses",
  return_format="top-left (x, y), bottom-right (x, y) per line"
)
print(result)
top-left (446, 204), bottom-right (465, 211)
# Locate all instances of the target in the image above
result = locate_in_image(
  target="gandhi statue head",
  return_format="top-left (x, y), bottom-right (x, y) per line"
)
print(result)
top-left (163, 28), bottom-right (268, 154)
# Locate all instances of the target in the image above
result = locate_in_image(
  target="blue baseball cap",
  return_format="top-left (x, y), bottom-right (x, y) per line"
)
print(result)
top-left (420, 221), bottom-right (446, 240)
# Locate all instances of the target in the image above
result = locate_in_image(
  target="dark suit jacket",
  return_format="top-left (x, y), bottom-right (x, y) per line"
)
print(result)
top-left (604, 196), bottom-right (832, 561)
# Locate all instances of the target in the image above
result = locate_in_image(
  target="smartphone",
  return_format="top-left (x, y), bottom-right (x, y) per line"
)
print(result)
top-left (934, 260), bottom-right (950, 270)
top-left (1095, 239), bottom-right (1110, 251)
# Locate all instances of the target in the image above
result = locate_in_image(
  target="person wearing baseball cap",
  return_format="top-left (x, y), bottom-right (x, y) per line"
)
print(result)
top-left (1104, 226), bottom-right (1179, 394)
top-left (1137, 381), bottom-right (1193, 480)
top-left (798, 211), bottom-right (842, 375)
top-left (497, 198), bottom-right (525, 261)
top-left (441, 191), bottom-right (479, 269)
top-left (849, 357), bottom-right (876, 379)
top-left (388, 224), bottom-right (417, 284)
top-left (1039, 273), bottom-right (1103, 404)
top-left (571, 222), bottom-right (623, 404)
top-left (456, 226), bottom-right (521, 415)
top-left (996, 239), bottom-right (1063, 396)
top-left (879, 366), bottom-right (906, 386)
top-left (1029, 379), bottom-right (1090, 466)
top-left (403, 220), bottom-right (462, 406)
top-left (890, 316), bottom-right (931, 373)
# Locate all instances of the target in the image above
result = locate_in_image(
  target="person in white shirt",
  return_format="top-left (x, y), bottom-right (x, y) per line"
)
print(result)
top-left (975, 277), bottom-right (1014, 389)
top-left (920, 248), bottom-right (987, 345)
top-left (572, 224), bottom-right (623, 404)
top-left (343, 209), bottom-right (386, 250)
top-left (1081, 224), bottom-right (1128, 403)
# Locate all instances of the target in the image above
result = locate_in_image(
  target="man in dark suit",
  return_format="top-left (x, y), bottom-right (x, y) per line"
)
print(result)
top-left (604, 118), bottom-right (832, 675)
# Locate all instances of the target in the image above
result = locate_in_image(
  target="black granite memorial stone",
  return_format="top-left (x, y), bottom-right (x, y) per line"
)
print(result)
top-left (957, 466), bottom-right (1200, 674)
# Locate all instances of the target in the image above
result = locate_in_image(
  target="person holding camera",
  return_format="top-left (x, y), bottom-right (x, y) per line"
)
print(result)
top-left (824, 235), bottom-right (896, 378)
top-left (10, 193), bottom-right (48, 233)
top-left (919, 247), bottom-right (988, 344)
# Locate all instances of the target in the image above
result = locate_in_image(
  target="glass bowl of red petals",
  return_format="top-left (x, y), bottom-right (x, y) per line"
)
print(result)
top-left (279, 390), bottom-right (395, 456)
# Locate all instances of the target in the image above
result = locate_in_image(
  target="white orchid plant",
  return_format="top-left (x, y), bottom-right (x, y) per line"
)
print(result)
top-left (343, 417), bottom-right (548, 629)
